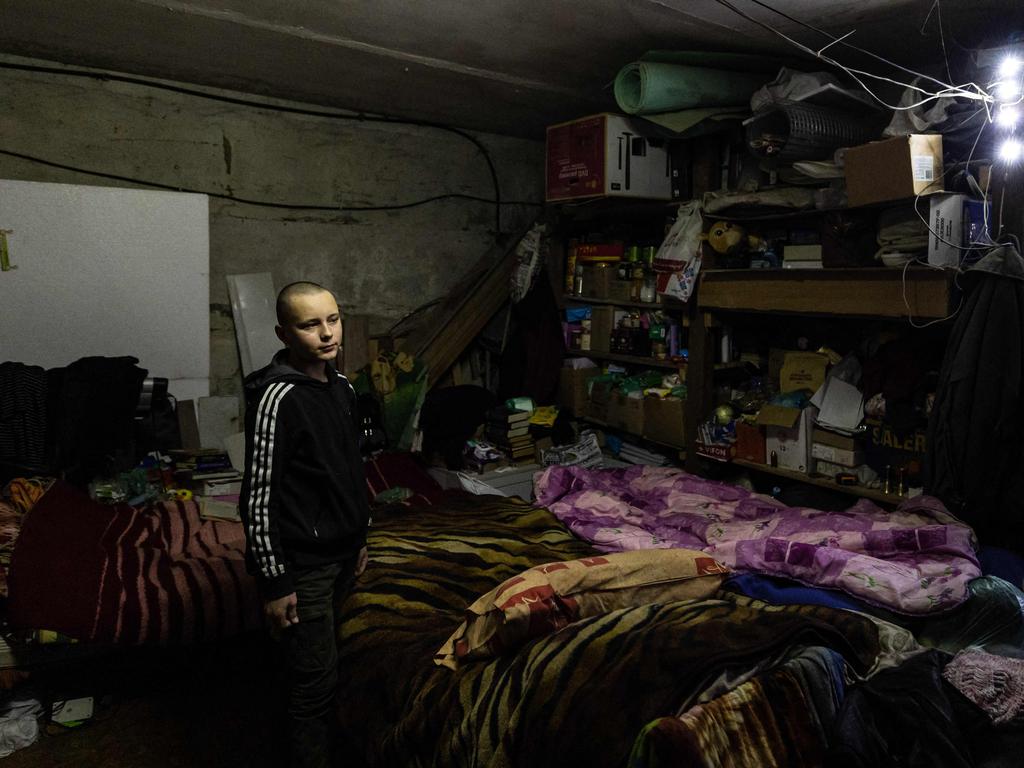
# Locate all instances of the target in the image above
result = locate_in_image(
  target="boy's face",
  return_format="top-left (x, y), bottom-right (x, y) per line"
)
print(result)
top-left (275, 290), bottom-right (342, 370)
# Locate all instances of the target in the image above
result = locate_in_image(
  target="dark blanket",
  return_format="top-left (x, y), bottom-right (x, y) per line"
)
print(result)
top-left (336, 492), bottom-right (883, 767)
top-left (9, 481), bottom-right (260, 644)
top-left (829, 649), bottom-right (1024, 768)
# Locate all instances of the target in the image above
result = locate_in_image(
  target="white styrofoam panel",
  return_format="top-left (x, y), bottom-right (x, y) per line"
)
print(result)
top-left (0, 180), bottom-right (209, 386)
top-left (226, 272), bottom-right (280, 377)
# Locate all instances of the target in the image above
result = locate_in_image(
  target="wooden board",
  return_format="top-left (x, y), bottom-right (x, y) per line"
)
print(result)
top-left (341, 314), bottom-right (371, 375)
top-left (402, 220), bottom-right (537, 386)
top-left (732, 458), bottom-right (901, 505)
top-left (698, 268), bottom-right (952, 319)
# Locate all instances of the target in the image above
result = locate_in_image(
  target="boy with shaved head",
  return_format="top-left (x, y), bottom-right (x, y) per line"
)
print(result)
top-left (239, 281), bottom-right (370, 768)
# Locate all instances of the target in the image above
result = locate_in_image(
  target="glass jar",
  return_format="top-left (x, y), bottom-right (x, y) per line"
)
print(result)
top-left (640, 273), bottom-right (657, 303)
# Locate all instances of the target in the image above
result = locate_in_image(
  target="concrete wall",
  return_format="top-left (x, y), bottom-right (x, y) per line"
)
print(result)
top-left (0, 56), bottom-right (543, 397)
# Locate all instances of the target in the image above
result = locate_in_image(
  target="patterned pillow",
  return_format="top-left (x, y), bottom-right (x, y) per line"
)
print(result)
top-left (436, 549), bottom-right (728, 668)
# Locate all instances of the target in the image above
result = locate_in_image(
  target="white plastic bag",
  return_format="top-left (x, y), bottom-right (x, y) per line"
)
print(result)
top-left (654, 201), bottom-right (704, 302)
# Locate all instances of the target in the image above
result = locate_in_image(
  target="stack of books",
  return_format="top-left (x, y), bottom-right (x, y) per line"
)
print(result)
top-left (484, 406), bottom-right (535, 464)
top-left (171, 449), bottom-right (243, 496)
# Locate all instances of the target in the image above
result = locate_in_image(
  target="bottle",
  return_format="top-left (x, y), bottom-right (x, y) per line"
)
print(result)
top-left (630, 263), bottom-right (644, 302)
top-left (565, 239), bottom-right (579, 294)
top-left (641, 246), bottom-right (656, 269)
top-left (573, 263), bottom-right (585, 296)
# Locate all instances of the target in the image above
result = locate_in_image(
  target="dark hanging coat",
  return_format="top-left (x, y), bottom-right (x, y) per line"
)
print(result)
top-left (926, 245), bottom-right (1024, 553)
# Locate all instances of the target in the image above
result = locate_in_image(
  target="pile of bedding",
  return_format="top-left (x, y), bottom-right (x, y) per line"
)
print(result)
top-left (535, 464), bottom-right (981, 614)
top-left (335, 491), bottom-right (886, 767)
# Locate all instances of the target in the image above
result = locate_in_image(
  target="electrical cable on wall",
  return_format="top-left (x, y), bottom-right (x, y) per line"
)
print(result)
top-left (0, 148), bottom-right (540, 214)
top-left (0, 60), bottom-right (534, 229)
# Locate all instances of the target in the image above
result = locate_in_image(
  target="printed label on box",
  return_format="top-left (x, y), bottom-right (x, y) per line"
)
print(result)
top-left (912, 155), bottom-right (935, 182)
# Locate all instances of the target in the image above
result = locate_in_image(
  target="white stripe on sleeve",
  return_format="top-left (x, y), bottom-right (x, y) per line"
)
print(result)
top-left (247, 382), bottom-right (294, 579)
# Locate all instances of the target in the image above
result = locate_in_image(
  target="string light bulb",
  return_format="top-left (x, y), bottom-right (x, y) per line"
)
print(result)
top-left (997, 105), bottom-right (1021, 128)
top-left (995, 80), bottom-right (1022, 102)
top-left (999, 138), bottom-right (1023, 163)
top-left (998, 56), bottom-right (1023, 80)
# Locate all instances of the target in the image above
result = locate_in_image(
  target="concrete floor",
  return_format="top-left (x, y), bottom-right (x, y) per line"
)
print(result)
top-left (5, 633), bottom-right (286, 768)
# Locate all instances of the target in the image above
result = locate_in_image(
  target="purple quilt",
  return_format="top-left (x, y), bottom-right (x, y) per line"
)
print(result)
top-left (534, 465), bottom-right (981, 615)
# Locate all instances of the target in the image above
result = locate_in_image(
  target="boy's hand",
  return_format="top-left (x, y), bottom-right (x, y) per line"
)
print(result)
top-left (265, 593), bottom-right (299, 630)
top-left (355, 546), bottom-right (368, 577)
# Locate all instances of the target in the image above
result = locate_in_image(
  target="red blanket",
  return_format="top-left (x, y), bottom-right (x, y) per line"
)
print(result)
top-left (8, 482), bottom-right (260, 644)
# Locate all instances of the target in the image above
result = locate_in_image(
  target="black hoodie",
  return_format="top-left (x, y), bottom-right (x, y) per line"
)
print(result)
top-left (239, 350), bottom-right (370, 601)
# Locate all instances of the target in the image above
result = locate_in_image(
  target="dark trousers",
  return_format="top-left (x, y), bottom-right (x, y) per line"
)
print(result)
top-left (280, 554), bottom-right (358, 768)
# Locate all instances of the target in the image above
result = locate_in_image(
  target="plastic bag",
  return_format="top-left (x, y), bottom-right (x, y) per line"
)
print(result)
top-left (913, 576), bottom-right (1024, 653)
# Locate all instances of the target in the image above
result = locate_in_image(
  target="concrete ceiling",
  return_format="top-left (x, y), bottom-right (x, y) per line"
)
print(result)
top-left (0, 1), bottom-right (1018, 138)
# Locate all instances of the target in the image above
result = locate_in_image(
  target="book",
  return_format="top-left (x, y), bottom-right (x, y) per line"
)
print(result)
top-left (485, 406), bottom-right (531, 426)
top-left (486, 425), bottom-right (530, 441)
top-left (484, 426), bottom-right (533, 445)
top-left (198, 477), bottom-right (242, 496)
top-left (189, 468), bottom-right (243, 482)
top-left (199, 496), bottom-right (241, 523)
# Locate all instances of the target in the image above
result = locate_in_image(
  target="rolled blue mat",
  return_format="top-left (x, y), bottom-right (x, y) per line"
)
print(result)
top-left (614, 60), bottom-right (766, 114)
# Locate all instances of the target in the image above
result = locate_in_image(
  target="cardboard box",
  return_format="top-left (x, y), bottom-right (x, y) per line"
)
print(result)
top-left (928, 193), bottom-right (992, 267)
top-left (812, 427), bottom-right (864, 452)
top-left (695, 441), bottom-right (734, 462)
top-left (558, 366), bottom-right (601, 417)
top-left (607, 279), bottom-right (633, 303)
top-left (779, 351), bottom-right (830, 395)
top-left (576, 243), bottom-right (625, 263)
top-left (546, 113), bottom-right (672, 202)
top-left (759, 405), bottom-right (818, 473)
top-left (643, 396), bottom-right (685, 447)
top-left (588, 380), bottom-right (613, 422)
top-left (845, 134), bottom-right (944, 207)
top-left (810, 442), bottom-right (864, 467)
top-left (863, 417), bottom-right (927, 482)
top-left (607, 392), bottom-right (645, 435)
top-left (734, 421), bottom-right (766, 463)
top-left (590, 306), bottom-right (615, 353)
top-left (581, 264), bottom-right (615, 298)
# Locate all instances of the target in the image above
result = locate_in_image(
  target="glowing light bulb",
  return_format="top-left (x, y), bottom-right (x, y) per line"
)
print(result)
top-left (997, 105), bottom-right (1021, 128)
top-left (999, 56), bottom-right (1023, 79)
top-left (1000, 138), bottom-right (1023, 163)
top-left (995, 80), bottom-right (1021, 102)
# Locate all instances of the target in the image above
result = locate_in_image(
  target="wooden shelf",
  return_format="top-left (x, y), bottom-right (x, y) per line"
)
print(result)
top-left (731, 458), bottom-right (904, 505)
top-left (567, 350), bottom-right (747, 373)
top-left (568, 350), bottom-right (683, 370)
top-left (580, 415), bottom-right (687, 455)
top-left (565, 294), bottom-right (664, 310)
top-left (563, 294), bottom-right (693, 325)
top-left (698, 268), bottom-right (952, 319)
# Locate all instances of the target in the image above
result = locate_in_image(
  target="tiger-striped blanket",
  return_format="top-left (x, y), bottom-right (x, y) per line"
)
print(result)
top-left (336, 491), bottom-right (883, 767)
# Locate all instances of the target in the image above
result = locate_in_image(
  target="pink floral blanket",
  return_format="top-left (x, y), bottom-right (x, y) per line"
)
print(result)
top-left (534, 465), bottom-right (980, 614)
